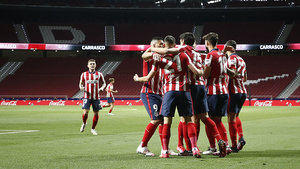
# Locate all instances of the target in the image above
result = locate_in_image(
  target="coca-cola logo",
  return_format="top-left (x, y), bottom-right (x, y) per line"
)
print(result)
top-left (49, 101), bottom-right (65, 106)
top-left (254, 101), bottom-right (273, 106)
top-left (0, 101), bottom-right (17, 106)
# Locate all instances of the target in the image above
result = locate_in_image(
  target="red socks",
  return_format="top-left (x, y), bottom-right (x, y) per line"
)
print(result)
top-left (205, 125), bottom-right (216, 148)
top-left (159, 124), bottom-right (163, 147)
top-left (82, 113), bottom-right (88, 124)
top-left (203, 117), bottom-right (222, 141)
top-left (162, 124), bottom-right (171, 151)
top-left (92, 114), bottom-right (99, 129)
top-left (178, 121), bottom-right (184, 147)
top-left (214, 119), bottom-right (228, 145)
top-left (236, 116), bottom-right (244, 139)
top-left (195, 123), bottom-right (200, 140)
top-left (182, 122), bottom-right (192, 151)
top-left (109, 108), bottom-right (113, 114)
top-left (187, 123), bottom-right (198, 149)
top-left (141, 123), bottom-right (158, 147)
top-left (228, 121), bottom-right (237, 147)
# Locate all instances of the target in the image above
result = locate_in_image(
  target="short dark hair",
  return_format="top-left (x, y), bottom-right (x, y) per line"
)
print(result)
top-left (225, 40), bottom-right (237, 50)
top-left (109, 78), bottom-right (115, 82)
top-left (88, 59), bottom-right (96, 63)
top-left (202, 32), bottom-right (218, 47)
top-left (151, 36), bottom-right (163, 41)
top-left (164, 35), bottom-right (176, 45)
top-left (179, 32), bottom-right (195, 46)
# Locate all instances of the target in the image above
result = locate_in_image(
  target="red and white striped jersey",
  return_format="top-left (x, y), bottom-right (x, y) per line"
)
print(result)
top-left (140, 59), bottom-right (164, 95)
top-left (161, 52), bottom-right (192, 93)
top-left (227, 53), bottom-right (247, 94)
top-left (178, 45), bottom-right (205, 86)
top-left (80, 71), bottom-right (105, 100)
top-left (106, 83), bottom-right (114, 98)
top-left (204, 49), bottom-right (229, 95)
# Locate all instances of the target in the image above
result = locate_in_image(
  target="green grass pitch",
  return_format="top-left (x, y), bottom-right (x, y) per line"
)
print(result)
top-left (0, 106), bottom-right (299, 169)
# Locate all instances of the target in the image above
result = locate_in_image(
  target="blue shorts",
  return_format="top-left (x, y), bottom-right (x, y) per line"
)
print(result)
top-left (228, 93), bottom-right (247, 114)
top-left (107, 97), bottom-right (115, 103)
top-left (190, 85), bottom-right (209, 114)
top-left (207, 94), bottom-right (229, 117)
top-left (160, 91), bottom-right (193, 117)
top-left (82, 99), bottom-right (102, 112)
top-left (140, 93), bottom-right (163, 120)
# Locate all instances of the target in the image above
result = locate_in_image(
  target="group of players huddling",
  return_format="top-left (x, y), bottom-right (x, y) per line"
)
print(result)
top-left (134, 32), bottom-right (247, 158)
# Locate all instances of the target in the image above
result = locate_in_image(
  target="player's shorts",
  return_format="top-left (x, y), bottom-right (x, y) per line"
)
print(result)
top-left (190, 85), bottom-right (209, 114)
top-left (207, 94), bottom-right (229, 117)
top-left (160, 91), bottom-right (193, 117)
top-left (140, 93), bottom-right (163, 120)
top-left (82, 99), bottom-right (102, 112)
top-left (107, 97), bottom-right (115, 103)
top-left (228, 93), bottom-right (247, 114)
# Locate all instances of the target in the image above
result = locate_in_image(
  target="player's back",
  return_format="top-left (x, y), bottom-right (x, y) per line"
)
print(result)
top-left (205, 49), bottom-right (228, 95)
top-left (228, 54), bottom-right (247, 94)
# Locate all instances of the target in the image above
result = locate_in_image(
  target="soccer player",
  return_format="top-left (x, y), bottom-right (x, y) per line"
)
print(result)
top-left (106, 78), bottom-right (118, 116)
top-left (225, 40), bottom-right (247, 152)
top-left (152, 32), bottom-right (226, 157)
top-left (79, 59), bottom-right (106, 135)
top-left (135, 37), bottom-right (166, 157)
top-left (201, 32), bottom-right (229, 157)
top-left (151, 35), bottom-right (203, 158)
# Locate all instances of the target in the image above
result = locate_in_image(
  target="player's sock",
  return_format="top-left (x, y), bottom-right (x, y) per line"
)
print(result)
top-left (158, 124), bottom-right (163, 147)
top-left (109, 108), bottom-right (113, 114)
top-left (203, 117), bottom-right (222, 141)
top-left (214, 119), bottom-right (228, 145)
top-left (162, 124), bottom-right (171, 151)
top-left (236, 116), bottom-right (244, 140)
top-left (92, 114), bottom-right (99, 129)
top-left (183, 122), bottom-right (192, 151)
top-left (228, 121), bottom-right (238, 147)
top-left (178, 121), bottom-right (184, 147)
top-left (195, 123), bottom-right (200, 141)
top-left (205, 125), bottom-right (216, 148)
top-left (82, 113), bottom-right (88, 124)
top-left (141, 123), bottom-right (158, 147)
top-left (187, 123), bottom-right (198, 149)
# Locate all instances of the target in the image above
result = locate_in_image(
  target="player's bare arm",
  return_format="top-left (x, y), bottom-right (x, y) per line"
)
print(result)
top-left (204, 66), bottom-right (211, 79)
top-left (79, 77), bottom-right (85, 91)
top-left (133, 68), bottom-right (158, 82)
top-left (188, 62), bottom-right (204, 76)
top-left (99, 75), bottom-right (106, 91)
top-left (151, 47), bottom-right (179, 55)
top-left (141, 48), bottom-right (153, 62)
top-left (244, 71), bottom-right (248, 82)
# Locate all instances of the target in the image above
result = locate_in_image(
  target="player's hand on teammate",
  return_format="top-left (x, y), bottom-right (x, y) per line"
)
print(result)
top-left (133, 74), bottom-right (140, 82)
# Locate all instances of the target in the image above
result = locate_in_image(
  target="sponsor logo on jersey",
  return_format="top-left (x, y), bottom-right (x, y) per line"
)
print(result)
top-left (87, 80), bottom-right (98, 84)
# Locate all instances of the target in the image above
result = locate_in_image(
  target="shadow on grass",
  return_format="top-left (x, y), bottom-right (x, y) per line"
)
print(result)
top-left (228, 150), bottom-right (300, 158)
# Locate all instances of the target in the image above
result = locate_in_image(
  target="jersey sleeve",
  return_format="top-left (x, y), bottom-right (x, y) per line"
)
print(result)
top-left (205, 53), bottom-right (213, 67)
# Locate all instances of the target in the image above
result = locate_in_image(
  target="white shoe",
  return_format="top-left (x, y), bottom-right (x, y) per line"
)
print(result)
top-left (91, 129), bottom-right (98, 135)
top-left (203, 147), bottom-right (217, 155)
top-left (168, 149), bottom-right (179, 156)
top-left (107, 113), bottom-right (115, 116)
top-left (136, 144), bottom-right (155, 156)
top-left (80, 123), bottom-right (86, 132)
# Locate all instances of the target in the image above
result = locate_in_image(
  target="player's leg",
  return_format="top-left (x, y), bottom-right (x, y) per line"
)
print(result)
top-left (177, 118), bottom-right (185, 152)
top-left (108, 97), bottom-right (115, 115)
top-left (137, 93), bottom-right (162, 156)
top-left (227, 93), bottom-right (239, 152)
top-left (178, 91), bottom-right (201, 158)
top-left (90, 100), bottom-right (101, 135)
top-left (190, 85), bottom-right (201, 141)
top-left (80, 99), bottom-right (91, 132)
top-left (159, 91), bottom-right (176, 158)
top-left (236, 93), bottom-right (247, 151)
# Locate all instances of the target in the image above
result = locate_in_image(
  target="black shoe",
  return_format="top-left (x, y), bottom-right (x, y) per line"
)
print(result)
top-left (237, 137), bottom-right (246, 151)
top-left (179, 150), bottom-right (190, 156)
top-left (231, 146), bottom-right (239, 153)
top-left (218, 139), bottom-right (227, 158)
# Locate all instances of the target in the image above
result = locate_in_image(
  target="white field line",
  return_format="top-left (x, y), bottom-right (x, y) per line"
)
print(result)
top-left (0, 130), bottom-right (39, 135)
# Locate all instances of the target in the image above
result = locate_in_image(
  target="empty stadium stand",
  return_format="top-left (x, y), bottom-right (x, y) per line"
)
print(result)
top-left (286, 22), bottom-right (300, 43)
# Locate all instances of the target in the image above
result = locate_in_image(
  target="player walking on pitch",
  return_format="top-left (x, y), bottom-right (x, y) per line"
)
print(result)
top-left (79, 59), bottom-right (106, 135)
top-left (106, 78), bottom-right (118, 116)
